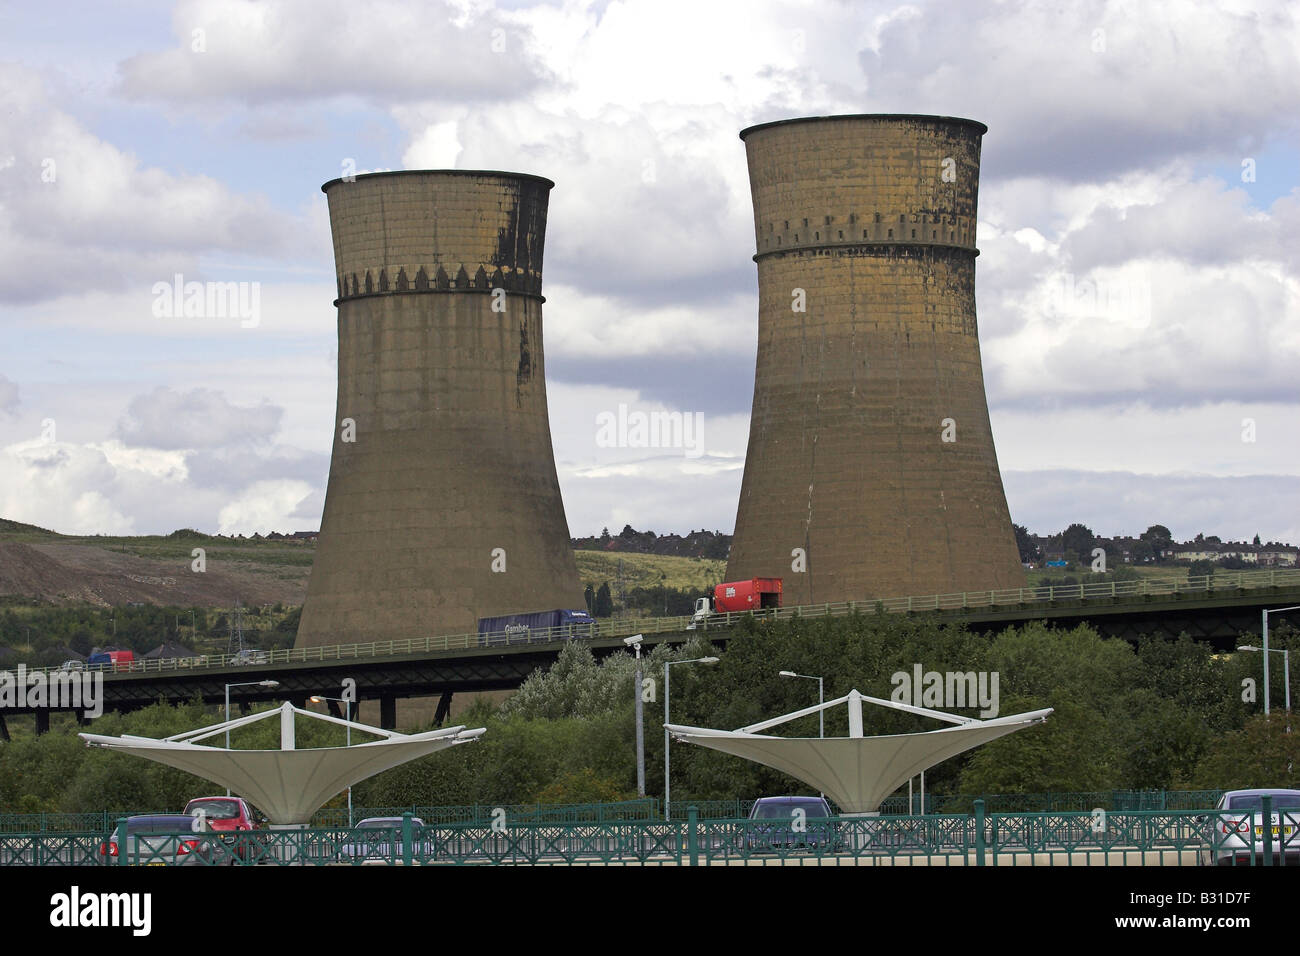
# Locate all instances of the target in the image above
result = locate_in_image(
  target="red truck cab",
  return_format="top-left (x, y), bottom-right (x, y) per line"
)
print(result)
top-left (690, 577), bottom-right (783, 627)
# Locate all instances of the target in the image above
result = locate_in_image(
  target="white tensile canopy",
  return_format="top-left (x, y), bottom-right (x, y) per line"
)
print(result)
top-left (666, 689), bottom-right (1052, 814)
top-left (79, 701), bottom-right (485, 826)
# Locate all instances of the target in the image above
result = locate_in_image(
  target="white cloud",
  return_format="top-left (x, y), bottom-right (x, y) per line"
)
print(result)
top-left (116, 387), bottom-right (283, 450)
top-left (1004, 470), bottom-right (1300, 545)
top-left (548, 380), bottom-right (749, 534)
top-left (91, 440), bottom-right (190, 483)
top-left (0, 375), bottom-right (18, 416)
top-left (3, 0), bottom-right (1298, 547)
top-left (404, 119), bottom-right (464, 169)
top-left (0, 64), bottom-right (306, 306)
top-left (5, 279), bottom-right (334, 338)
top-left (405, 102), bottom-right (755, 301)
top-left (991, 401), bottom-right (1300, 477)
top-left (979, 173), bottom-right (1300, 409)
top-left (863, 0), bottom-right (1300, 179)
top-left (0, 440), bottom-right (136, 534)
top-left (0, 377), bottom-right (328, 536)
top-left (116, 0), bottom-right (549, 105)
top-left (542, 283), bottom-right (756, 358)
top-left (216, 479), bottom-right (315, 534)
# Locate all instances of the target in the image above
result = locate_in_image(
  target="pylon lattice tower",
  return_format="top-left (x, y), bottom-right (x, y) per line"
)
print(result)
top-left (297, 170), bottom-right (584, 648)
top-left (726, 115), bottom-right (1024, 605)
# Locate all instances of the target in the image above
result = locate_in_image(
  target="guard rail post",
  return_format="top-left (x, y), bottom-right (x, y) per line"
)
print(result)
top-left (687, 806), bottom-right (699, 867)
top-left (115, 817), bottom-right (128, 867)
top-left (402, 812), bottom-right (413, 866)
top-left (973, 799), bottom-right (985, 867)
top-left (1261, 794), bottom-right (1273, 867)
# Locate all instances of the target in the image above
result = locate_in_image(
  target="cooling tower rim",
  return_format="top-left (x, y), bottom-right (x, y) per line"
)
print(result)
top-left (320, 169), bottom-right (556, 193)
top-left (739, 113), bottom-right (988, 141)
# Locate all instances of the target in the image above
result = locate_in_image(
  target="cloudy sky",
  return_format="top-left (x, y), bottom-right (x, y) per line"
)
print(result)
top-left (1, 0), bottom-right (1297, 545)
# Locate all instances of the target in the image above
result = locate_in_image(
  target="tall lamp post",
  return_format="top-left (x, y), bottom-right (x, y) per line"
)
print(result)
top-left (224, 679), bottom-right (280, 796)
top-left (310, 695), bottom-right (355, 825)
top-left (664, 656), bottom-right (719, 820)
top-left (779, 670), bottom-right (824, 798)
top-left (1239, 642), bottom-right (1293, 733)
top-left (1258, 605), bottom-right (1300, 719)
top-left (625, 635), bottom-right (645, 796)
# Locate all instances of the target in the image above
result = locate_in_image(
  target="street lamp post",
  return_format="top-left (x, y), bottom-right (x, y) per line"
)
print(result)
top-left (1259, 605), bottom-right (1300, 718)
top-left (779, 670), bottom-right (824, 738)
top-left (779, 670), bottom-right (824, 799)
top-left (224, 680), bottom-right (280, 796)
top-left (310, 695), bottom-right (354, 825)
top-left (1238, 645), bottom-right (1292, 717)
top-left (664, 656), bottom-right (719, 820)
top-left (625, 636), bottom-right (645, 797)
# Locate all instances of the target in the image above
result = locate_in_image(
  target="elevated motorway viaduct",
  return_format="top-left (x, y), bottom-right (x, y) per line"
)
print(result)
top-left (3, 579), bottom-right (1297, 737)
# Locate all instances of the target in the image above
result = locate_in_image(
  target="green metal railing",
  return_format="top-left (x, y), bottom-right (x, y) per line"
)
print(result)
top-left (4, 806), bottom-right (1294, 866)
top-left (926, 789), bottom-right (1227, 814)
top-left (16, 568), bottom-right (1300, 679)
top-left (0, 800), bottom-right (659, 833)
top-left (0, 811), bottom-right (169, 834)
top-left (662, 789), bottom-right (1225, 820)
top-left (0, 792), bottom-right (1227, 832)
top-left (309, 798), bottom-right (660, 827)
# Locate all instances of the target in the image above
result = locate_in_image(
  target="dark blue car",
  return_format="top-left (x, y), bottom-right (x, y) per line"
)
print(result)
top-left (745, 796), bottom-right (839, 852)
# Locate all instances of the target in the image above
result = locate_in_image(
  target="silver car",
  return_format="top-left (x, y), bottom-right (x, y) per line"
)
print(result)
top-left (101, 814), bottom-right (223, 866)
top-left (1199, 789), bottom-right (1300, 866)
top-left (337, 817), bottom-right (432, 864)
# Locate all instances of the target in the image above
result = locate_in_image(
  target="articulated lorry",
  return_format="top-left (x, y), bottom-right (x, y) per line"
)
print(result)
top-left (476, 608), bottom-right (597, 647)
top-left (688, 577), bottom-right (783, 629)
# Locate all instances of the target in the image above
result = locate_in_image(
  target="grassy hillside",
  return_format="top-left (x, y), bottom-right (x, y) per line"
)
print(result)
top-left (573, 550), bottom-right (727, 596)
top-left (1024, 564), bottom-right (1208, 587)
top-left (1, 518), bottom-right (1249, 619)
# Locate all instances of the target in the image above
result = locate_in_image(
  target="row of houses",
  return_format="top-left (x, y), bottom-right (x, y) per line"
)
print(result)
top-left (1029, 534), bottom-right (1298, 567)
top-left (1168, 542), bottom-right (1298, 566)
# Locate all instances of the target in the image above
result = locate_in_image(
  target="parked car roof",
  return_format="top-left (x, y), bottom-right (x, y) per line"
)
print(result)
top-left (1220, 788), bottom-right (1300, 809)
top-left (751, 795), bottom-right (829, 805)
top-left (121, 814), bottom-right (200, 833)
top-left (354, 816), bottom-right (426, 828)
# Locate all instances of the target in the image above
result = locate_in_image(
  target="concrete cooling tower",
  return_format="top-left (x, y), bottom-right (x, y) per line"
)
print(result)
top-left (726, 115), bottom-right (1024, 606)
top-left (297, 170), bottom-right (585, 649)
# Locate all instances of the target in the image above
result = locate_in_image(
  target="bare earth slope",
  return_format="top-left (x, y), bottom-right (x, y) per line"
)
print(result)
top-left (0, 539), bottom-right (310, 607)
top-left (0, 520), bottom-right (720, 610)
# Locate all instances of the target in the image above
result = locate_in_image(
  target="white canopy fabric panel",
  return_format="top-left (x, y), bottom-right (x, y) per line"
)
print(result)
top-left (79, 702), bottom-right (484, 825)
top-left (666, 705), bottom-right (1052, 814)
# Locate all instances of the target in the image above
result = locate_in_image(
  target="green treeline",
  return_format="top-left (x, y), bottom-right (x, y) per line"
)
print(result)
top-left (0, 602), bottom-right (300, 665)
top-left (1, 614), bottom-right (1296, 814)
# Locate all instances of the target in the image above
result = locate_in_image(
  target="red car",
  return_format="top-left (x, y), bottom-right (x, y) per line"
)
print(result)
top-left (184, 797), bottom-right (265, 862)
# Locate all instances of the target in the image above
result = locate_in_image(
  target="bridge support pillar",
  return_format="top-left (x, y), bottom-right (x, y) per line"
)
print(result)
top-left (0, 713), bottom-right (9, 741)
top-left (34, 711), bottom-right (49, 735)
top-left (75, 711), bottom-right (89, 726)
top-left (433, 691), bottom-right (453, 727)
top-left (325, 698), bottom-right (343, 719)
top-left (380, 695), bottom-right (396, 730)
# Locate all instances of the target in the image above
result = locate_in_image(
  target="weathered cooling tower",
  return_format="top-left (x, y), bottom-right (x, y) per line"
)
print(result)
top-left (726, 115), bottom-right (1024, 605)
top-left (297, 170), bottom-right (584, 649)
